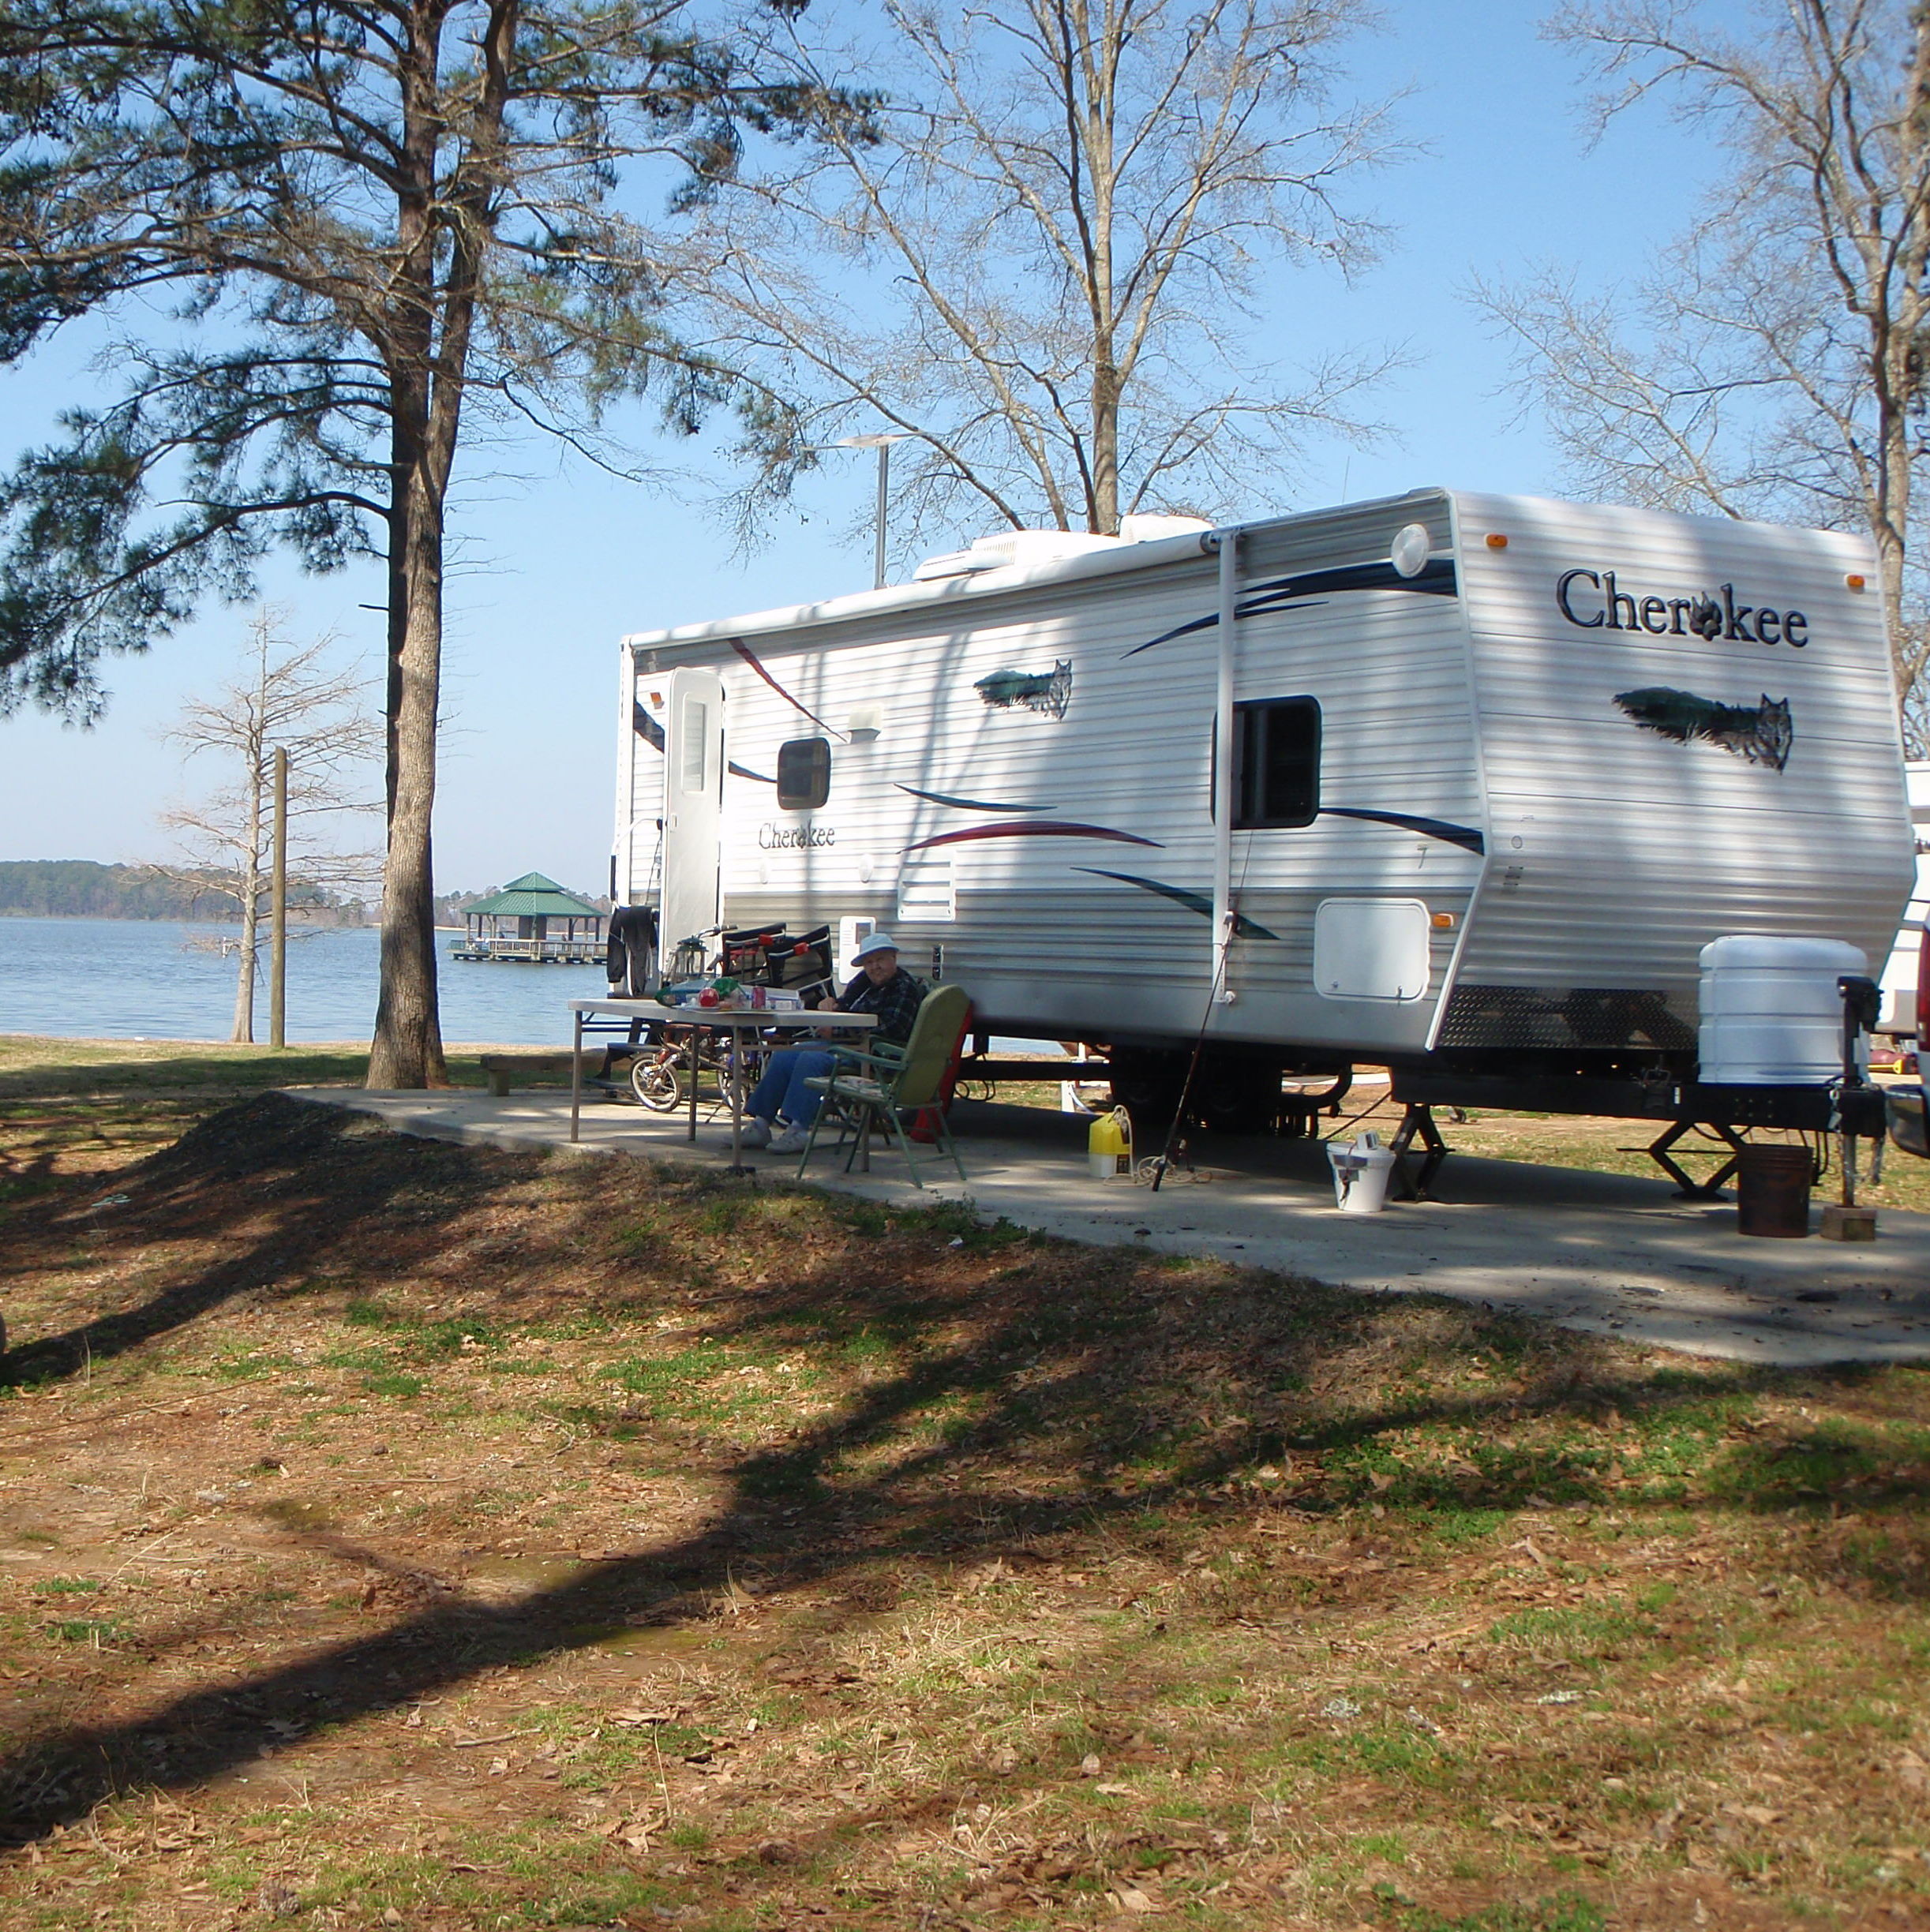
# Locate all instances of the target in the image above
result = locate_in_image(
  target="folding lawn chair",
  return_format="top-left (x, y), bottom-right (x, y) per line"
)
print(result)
top-left (796, 983), bottom-right (972, 1189)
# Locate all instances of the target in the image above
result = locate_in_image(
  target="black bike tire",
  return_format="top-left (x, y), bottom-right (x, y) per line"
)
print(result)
top-left (632, 1054), bottom-right (685, 1112)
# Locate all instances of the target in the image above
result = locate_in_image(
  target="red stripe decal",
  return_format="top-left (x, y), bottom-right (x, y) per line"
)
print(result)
top-left (904, 821), bottom-right (1161, 854)
top-left (729, 638), bottom-right (845, 740)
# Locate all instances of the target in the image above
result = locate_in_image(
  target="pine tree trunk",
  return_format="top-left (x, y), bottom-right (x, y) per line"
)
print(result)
top-left (365, 0), bottom-right (455, 1091)
top-left (367, 417), bottom-right (448, 1088)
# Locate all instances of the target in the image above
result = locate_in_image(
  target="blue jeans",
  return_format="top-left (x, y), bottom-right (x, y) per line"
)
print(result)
top-left (748, 1047), bottom-right (838, 1127)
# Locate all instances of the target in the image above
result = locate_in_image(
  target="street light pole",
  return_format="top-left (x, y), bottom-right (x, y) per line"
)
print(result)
top-left (269, 744), bottom-right (288, 1050)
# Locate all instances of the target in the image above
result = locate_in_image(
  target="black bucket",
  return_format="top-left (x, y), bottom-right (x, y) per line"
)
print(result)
top-left (1735, 1144), bottom-right (1815, 1238)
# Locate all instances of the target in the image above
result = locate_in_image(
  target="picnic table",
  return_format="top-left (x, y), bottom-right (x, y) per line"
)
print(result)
top-left (567, 998), bottom-right (875, 1173)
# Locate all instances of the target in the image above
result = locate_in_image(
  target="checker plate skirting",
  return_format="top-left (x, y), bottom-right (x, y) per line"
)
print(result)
top-left (1439, 984), bottom-right (1696, 1053)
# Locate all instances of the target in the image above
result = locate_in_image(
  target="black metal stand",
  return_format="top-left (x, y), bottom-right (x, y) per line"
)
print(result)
top-left (1645, 1119), bottom-right (1748, 1198)
top-left (1387, 1103), bottom-right (1449, 1200)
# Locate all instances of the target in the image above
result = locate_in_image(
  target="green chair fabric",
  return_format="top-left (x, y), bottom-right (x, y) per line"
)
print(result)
top-left (796, 983), bottom-right (972, 1189)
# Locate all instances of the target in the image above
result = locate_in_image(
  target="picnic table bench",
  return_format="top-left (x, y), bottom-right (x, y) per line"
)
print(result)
top-left (478, 1050), bottom-right (615, 1097)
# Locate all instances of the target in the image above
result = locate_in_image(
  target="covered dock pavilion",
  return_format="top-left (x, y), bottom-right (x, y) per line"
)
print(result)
top-left (452, 873), bottom-right (606, 963)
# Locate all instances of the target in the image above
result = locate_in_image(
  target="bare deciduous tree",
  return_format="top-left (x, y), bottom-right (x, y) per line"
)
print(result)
top-left (683, 0), bottom-right (1403, 549)
top-left (1475, 0), bottom-right (1930, 742)
top-left (160, 611), bottom-right (380, 1044)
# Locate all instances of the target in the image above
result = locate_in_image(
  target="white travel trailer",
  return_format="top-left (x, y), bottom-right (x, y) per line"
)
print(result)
top-left (614, 489), bottom-right (1916, 1136)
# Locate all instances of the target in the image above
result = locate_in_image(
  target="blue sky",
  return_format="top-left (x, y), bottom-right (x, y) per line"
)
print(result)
top-left (0, 0), bottom-right (1732, 896)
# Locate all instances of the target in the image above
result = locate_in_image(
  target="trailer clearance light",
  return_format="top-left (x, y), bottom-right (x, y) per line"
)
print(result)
top-left (1486, 533), bottom-right (1508, 549)
top-left (1431, 912), bottom-right (1456, 928)
top-left (1846, 575), bottom-right (1866, 591)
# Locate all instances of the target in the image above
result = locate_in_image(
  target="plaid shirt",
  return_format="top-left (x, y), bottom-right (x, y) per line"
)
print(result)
top-left (838, 968), bottom-right (927, 1046)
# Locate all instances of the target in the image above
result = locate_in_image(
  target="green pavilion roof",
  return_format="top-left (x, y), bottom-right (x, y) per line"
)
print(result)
top-left (465, 872), bottom-right (603, 919)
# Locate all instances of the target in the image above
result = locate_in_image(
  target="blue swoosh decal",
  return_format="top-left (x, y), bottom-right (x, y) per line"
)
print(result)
top-left (896, 784), bottom-right (1057, 813)
top-left (1074, 868), bottom-right (1280, 940)
top-left (1320, 807), bottom-right (1484, 853)
top-left (1122, 556), bottom-right (1458, 657)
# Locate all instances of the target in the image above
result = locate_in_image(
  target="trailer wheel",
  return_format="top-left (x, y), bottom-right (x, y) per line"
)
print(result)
top-left (1194, 1051), bottom-right (1287, 1136)
top-left (1107, 1046), bottom-right (1190, 1132)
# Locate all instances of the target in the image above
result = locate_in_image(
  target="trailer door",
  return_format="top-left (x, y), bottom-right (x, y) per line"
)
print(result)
top-left (659, 666), bottom-right (725, 957)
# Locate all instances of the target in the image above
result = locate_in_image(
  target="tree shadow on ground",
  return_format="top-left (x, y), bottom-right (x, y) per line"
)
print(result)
top-left (0, 1093), bottom-right (1921, 1844)
top-left (0, 1099), bottom-right (505, 1387)
top-left (0, 1048), bottom-right (379, 1103)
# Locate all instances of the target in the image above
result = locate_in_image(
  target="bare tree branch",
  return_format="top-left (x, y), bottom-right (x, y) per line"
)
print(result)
top-left (673, 0), bottom-right (1407, 553)
top-left (1478, 0), bottom-right (1930, 744)
top-left (157, 607), bottom-right (381, 1042)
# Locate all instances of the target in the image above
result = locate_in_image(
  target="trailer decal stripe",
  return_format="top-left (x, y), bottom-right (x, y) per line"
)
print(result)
top-left (895, 784), bottom-right (1057, 813)
top-left (1074, 868), bottom-right (1280, 940)
top-left (1122, 556), bottom-right (1459, 657)
top-left (729, 638), bottom-right (847, 740)
top-left (904, 821), bottom-right (1161, 853)
top-left (1320, 807), bottom-right (1486, 852)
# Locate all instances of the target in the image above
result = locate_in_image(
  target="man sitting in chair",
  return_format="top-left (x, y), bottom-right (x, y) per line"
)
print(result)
top-left (741, 932), bottom-right (927, 1155)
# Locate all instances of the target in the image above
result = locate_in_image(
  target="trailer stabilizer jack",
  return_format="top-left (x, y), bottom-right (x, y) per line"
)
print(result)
top-left (1645, 1120), bottom-right (1749, 1199)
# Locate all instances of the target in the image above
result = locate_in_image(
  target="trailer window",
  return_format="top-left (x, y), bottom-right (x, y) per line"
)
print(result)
top-left (1233, 697), bottom-right (1320, 828)
top-left (679, 697), bottom-right (710, 793)
top-left (776, 736), bottom-right (832, 811)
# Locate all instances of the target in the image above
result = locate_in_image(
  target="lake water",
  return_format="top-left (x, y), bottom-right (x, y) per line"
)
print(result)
top-left (0, 916), bottom-right (608, 1046)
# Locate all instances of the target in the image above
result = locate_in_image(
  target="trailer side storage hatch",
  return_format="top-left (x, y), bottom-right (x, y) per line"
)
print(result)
top-left (1314, 897), bottom-right (1431, 1001)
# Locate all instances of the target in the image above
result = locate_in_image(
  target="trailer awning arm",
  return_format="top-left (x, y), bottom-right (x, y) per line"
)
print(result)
top-left (1209, 526), bottom-right (1239, 1002)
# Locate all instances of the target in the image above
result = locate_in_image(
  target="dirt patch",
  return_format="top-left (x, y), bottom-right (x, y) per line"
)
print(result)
top-left (0, 1085), bottom-right (1926, 1930)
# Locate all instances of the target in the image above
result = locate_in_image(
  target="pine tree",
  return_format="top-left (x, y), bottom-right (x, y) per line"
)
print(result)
top-left (0, 0), bottom-right (844, 1083)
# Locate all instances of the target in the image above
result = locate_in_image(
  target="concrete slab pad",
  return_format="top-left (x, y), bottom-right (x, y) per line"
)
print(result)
top-left (286, 1085), bottom-right (1930, 1369)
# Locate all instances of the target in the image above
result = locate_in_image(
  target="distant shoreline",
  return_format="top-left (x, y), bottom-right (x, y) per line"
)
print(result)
top-left (0, 908), bottom-right (375, 926)
top-left (0, 912), bottom-right (508, 930)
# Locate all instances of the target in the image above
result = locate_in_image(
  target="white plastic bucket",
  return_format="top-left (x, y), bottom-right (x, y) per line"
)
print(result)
top-left (1329, 1133), bottom-right (1396, 1213)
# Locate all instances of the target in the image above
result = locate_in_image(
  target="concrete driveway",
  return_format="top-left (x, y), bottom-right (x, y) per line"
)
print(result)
top-left (287, 1084), bottom-right (1930, 1369)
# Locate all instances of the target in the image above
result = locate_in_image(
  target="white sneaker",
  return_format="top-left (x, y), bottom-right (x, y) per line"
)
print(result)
top-left (739, 1117), bottom-right (774, 1149)
top-left (768, 1124), bottom-right (811, 1155)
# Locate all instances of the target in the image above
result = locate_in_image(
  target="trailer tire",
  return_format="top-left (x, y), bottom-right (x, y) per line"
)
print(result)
top-left (1107, 1046), bottom-right (1190, 1133)
top-left (1194, 1051), bottom-right (1287, 1136)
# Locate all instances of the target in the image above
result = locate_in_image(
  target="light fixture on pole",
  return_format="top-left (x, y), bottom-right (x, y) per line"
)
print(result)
top-left (831, 432), bottom-right (909, 590)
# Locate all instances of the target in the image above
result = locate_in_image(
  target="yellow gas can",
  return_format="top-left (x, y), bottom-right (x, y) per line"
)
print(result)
top-left (1089, 1106), bottom-right (1134, 1180)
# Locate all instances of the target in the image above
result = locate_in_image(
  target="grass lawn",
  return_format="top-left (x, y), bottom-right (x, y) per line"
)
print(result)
top-left (0, 1039), bottom-right (1925, 1931)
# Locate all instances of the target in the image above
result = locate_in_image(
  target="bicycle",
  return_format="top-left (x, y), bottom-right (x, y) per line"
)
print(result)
top-left (629, 1023), bottom-right (758, 1113)
top-left (627, 919), bottom-right (838, 1112)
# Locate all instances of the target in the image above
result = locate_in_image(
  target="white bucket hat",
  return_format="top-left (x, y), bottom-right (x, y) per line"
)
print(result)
top-left (851, 930), bottom-right (901, 965)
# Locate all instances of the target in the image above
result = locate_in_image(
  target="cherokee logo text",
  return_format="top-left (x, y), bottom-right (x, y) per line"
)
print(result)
top-left (1555, 571), bottom-right (1808, 648)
